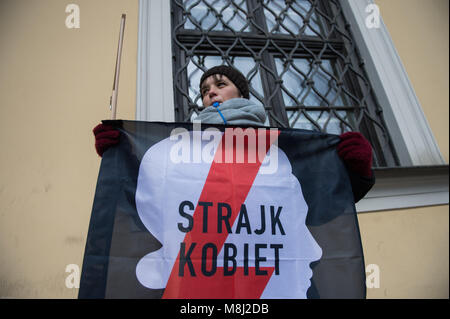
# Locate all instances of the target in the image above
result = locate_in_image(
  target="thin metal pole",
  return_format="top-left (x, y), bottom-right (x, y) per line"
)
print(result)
top-left (110, 14), bottom-right (126, 120)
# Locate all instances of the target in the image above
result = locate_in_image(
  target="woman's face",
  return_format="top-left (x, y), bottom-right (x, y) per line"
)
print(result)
top-left (201, 74), bottom-right (242, 107)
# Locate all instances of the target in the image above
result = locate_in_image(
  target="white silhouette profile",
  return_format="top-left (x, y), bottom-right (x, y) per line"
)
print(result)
top-left (135, 130), bottom-right (322, 298)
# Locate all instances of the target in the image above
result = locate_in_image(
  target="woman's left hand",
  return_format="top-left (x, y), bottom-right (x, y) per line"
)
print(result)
top-left (337, 132), bottom-right (373, 177)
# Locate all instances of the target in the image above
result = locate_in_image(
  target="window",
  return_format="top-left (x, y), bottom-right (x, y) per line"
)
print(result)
top-left (171, 0), bottom-right (399, 167)
top-left (137, 0), bottom-right (447, 212)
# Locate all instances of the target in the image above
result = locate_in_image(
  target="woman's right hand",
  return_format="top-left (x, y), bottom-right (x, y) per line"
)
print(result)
top-left (93, 123), bottom-right (120, 157)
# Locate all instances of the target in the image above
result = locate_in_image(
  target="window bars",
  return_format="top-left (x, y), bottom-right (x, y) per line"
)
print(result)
top-left (171, 0), bottom-right (399, 167)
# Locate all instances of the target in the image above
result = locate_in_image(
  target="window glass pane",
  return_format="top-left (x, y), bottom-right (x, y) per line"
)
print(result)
top-left (172, 0), bottom-right (400, 165)
top-left (263, 0), bottom-right (324, 36)
top-left (275, 58), bottom-right (348, 107)
top-left (287, 110), bottom-right (353, 134)
top-left (183, 0), bottom-right (250, 32)
top-left (276, 57), bottom-right (356, 133)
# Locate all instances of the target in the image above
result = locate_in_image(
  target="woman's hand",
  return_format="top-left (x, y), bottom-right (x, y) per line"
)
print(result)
top-left (93, 123), bottom-right (120, 157)
top-left (337, 132), bottom-right (373, 177)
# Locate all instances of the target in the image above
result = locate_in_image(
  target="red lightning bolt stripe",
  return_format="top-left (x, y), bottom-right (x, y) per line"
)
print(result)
top-left (163, 128), bottom-right (280, 299)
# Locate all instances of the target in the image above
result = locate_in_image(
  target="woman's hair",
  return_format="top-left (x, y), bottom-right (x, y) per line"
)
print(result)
top-left (200, 65), bottom-right (250, 99)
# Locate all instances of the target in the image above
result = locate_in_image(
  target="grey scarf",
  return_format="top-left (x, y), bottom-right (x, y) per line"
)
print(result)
top-left (194, 98), bottom-right (266, 126)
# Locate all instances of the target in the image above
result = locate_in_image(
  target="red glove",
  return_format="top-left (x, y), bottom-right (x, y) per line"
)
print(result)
top-left (93, 123), bottom-right (120, 157)
top-left (337, 132), bottom-right (373, 177)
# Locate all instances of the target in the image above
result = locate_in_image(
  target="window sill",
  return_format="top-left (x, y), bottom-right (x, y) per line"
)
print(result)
top-left (356, 165), bottom-right (449, 213)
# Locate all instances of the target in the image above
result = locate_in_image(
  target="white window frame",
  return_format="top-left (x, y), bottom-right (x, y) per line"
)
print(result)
top-left (355, 166), bottom-right (448, 213)
top-left (340, 0), bottom-right (445, 167)
top-left (136, 0), bottom-right (174, 122)
top-left (136, 0), bottom-right (449, 212)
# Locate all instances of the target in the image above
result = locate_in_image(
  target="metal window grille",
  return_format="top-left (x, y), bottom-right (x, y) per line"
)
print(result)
top-left (171, 0), bottom-right (400, 167)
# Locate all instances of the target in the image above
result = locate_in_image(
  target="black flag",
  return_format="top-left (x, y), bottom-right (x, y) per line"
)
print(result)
top-left (79, 120), bottom-right (366, 299)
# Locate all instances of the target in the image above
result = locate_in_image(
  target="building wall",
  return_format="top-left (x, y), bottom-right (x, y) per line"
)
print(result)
top-left (0, 0), bottom-right (447, 298)
top-left (359, 206), bottom-right (448, 298)
top-left (376, 0), bottom-right (449, 164)
top-left (0, 0), bottom-right (138, 298)
top-left (360, 0), bottom-right (449, 298)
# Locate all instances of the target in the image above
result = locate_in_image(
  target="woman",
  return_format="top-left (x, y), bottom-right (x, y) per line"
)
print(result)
top-left (196, 65), bottom-right (265, 126)
top-left (93, 65), bottom-right (375, 201)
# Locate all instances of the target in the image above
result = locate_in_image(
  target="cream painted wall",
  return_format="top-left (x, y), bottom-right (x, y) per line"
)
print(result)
top-left (363, 0), bottom-right (449, 298)
top-left (376, 0), bottom-right (449, 163)
top-left (359, 206), bottom-right (449, 298)
top-left (0, 0), bottom-right (138, 298)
